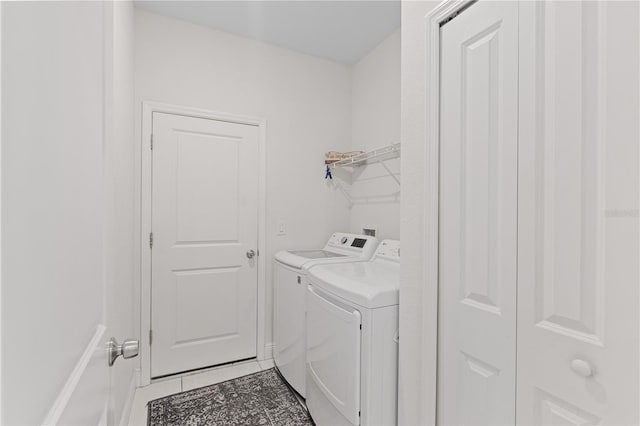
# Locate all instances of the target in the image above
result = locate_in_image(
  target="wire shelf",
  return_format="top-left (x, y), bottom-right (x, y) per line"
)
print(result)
top-left (328, 143), bottom-right (400, 169)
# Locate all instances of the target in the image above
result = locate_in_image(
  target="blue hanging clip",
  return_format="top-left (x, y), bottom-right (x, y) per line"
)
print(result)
top-left (325, 164), bottom-right (333, 180)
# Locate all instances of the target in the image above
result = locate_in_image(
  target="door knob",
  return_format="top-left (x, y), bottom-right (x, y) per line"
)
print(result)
top-left (570, 359), bottom-right (594, 377)
top-left (246, 249), bottom-right (256, 259)
top-left (108, 337), bottom-right (139, 367)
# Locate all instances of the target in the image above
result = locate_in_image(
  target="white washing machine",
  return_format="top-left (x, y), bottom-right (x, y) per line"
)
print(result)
top-left (305, 239), bottom-right (400, 426)
top-left (273, 232), bottom-right (379, 397)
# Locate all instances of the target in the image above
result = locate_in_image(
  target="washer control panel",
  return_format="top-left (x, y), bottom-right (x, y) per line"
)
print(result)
top-left (374, 240), bottom-right (400, 261)
top-left (325, 233), bottom-right (379, 258)
top-left (350, 238), bottom-right (367, 248)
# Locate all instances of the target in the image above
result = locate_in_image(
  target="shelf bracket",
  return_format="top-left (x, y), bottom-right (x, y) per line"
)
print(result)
top-left (378, 160), bottom-right (400, 186)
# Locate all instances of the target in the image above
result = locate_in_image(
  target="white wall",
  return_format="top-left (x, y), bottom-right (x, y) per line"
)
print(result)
top-left (399, 1), bottom-right (439, 425)
top-left (134, 9), bottom-right (352, 353)
top-left (349, 30), bottom-right (400, 240)
top-left (2, 2), bottom-right (105, 424)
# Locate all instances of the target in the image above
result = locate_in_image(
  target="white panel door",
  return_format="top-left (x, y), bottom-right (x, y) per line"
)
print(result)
top-left (517, 2), bottom-right (640, 424)
top-left (438, 1), bottom-right (519, 424)
top-left (151, 112), bottom-right (259, 378)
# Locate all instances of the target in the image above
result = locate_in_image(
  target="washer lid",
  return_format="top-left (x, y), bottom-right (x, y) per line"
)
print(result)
top-left (274, 250), bottom-right (315, 269)
top-left (308, 259), bottom-right (399, 309)
top-left (289, 249), bottom-right (346, 259)
top-left (274, 233), bottom-right (378, 269)
top-left (274, 249), bottom-right (349, 269)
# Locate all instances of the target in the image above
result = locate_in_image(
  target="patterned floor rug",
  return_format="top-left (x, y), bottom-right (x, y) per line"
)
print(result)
top-left (147, 368), bottom-right (314, 426)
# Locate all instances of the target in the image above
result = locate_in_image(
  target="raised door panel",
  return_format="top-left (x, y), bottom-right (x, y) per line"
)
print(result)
top-left (438, 2), bottom-right (519, 424)
top-left (460, 23), bottom-right (504, 316)
top-left (535, 1), bottom-right (605, 346)
top-left (517, 2), bottom-right (640, 424)
top-left (174, 132), bottom-right (240, 243)
top-left (172, 267), bottom-right (240, 345)
top-left (534, 390), bottom-right (600, 426)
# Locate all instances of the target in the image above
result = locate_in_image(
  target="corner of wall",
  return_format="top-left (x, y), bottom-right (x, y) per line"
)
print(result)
top-left (347, 29), bottom-right (401, 240)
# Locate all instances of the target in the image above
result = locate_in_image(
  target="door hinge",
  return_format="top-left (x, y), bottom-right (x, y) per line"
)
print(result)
top-left (149, 330), bottom-right (153, 345)
top-left (150, 134), bottom-right (153, 150)
top-left (149, 232), bottom-right (154, 249)
top-left (360, 324), bottom-right (362, 330)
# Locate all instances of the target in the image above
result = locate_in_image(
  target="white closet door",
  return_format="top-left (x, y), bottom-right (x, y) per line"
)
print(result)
top-left (438, 1), bottom-right (519, 424)
top-left (517, 2), bottom-right (640, 424)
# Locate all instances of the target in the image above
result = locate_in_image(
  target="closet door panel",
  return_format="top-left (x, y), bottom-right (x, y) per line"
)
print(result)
top-left (438, 2), bottom-right (519, 424)
top-left (517, 2), bottom-right (640, 424)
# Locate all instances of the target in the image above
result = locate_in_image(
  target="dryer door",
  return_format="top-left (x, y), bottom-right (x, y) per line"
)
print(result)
top-left (306, 285), bottom-right (361, 426)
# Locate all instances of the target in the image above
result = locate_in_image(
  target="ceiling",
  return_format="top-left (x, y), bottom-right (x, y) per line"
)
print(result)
top-left (134, 1), bottom-right (400, 64)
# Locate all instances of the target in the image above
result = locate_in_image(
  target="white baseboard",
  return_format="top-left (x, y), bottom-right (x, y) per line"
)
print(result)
top-left (263, 343), bottom-right (274, 360)
top-left (118, 370), bottom-right (139, 426)
top-left (43, 324), bottom-right (107, 426)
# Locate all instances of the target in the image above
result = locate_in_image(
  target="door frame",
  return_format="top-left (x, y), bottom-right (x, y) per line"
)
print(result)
top-left (137, 101), bottom-right (267, 386)
top-left (406, 0), bottom-right (476, 424)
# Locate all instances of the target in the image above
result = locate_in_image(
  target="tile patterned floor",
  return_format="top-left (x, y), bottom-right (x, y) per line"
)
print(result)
top-left (128, 359), bottom-right (276, 425)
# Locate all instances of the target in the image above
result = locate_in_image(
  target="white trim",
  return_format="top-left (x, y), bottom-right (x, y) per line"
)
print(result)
top-left (0, 2), bottom-right (4, 422)
top-left (256, 120), bottom-right (268, 361)
top-left (137, 101), bottom-right (267, 385)
top-left (42, 325), bottom-right (107, 425)
top-left (419, 1), bottom-right (475, 424)
top-left (117, 371), bottom-right (139, 426)
top-left (263, 342), bottom-right (275, 361)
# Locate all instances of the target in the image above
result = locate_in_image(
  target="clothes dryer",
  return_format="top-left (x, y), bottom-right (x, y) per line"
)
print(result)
top-left (306, 240), bottom-right (400, 425)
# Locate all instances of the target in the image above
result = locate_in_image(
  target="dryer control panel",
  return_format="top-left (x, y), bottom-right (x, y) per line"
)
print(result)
top-left (373, 239), bottom-right (400, 262)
